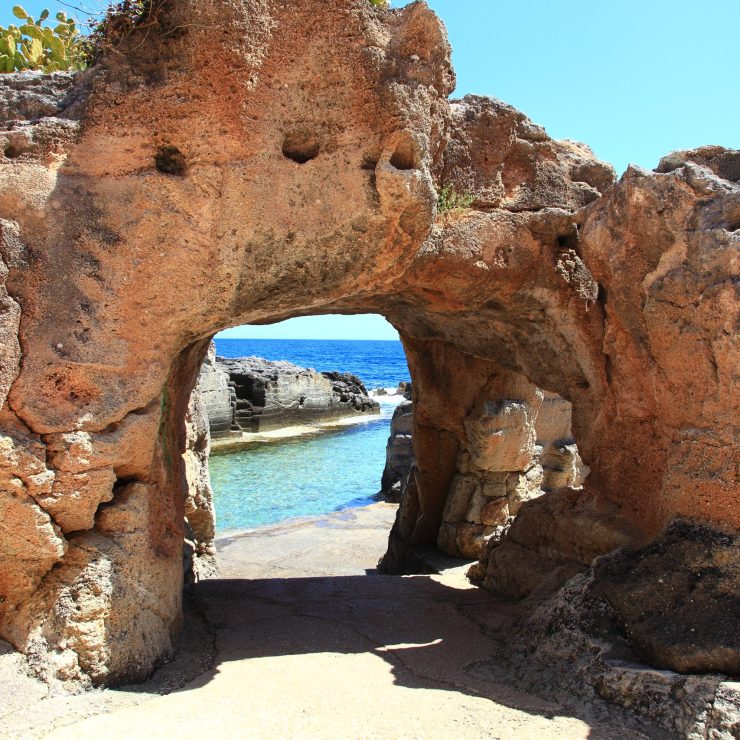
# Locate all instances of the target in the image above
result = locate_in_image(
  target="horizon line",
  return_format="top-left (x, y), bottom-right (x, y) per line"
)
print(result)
top-left (215, 336), bottom-right (401, 341)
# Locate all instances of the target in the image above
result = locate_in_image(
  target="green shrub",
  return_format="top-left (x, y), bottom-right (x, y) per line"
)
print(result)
top-left (0, 6), bottom-right (88, 73)
top-left (1, 0), bottom-right (391, 74)
top-left (437, 184), bottom-right (474, 215)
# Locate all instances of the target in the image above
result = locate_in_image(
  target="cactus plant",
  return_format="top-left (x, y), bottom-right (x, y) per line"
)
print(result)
top-left (0, 6), bottom-right (88, 73)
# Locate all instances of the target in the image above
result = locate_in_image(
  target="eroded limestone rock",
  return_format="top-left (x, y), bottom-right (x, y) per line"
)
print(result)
top-left (195, 344), bottom-right (233, 436)
top-left (589, 521), bottom-right (740, 675)
top-left (436, 390), bottom-right (587, 560)
top-left (183, 374), bottom-right (217, 584)
top-left (0, 0), bottom-right (451, 684)
top-left (18, 482), bottom-right (181, 687)
top-left (442, 95), bottom-right (616, 212)
top-left (0, 0), bottom-right (735, 710)
top-left (0, 71), bottom-right (81, 123)
top-left (379, 398), bottom-right (413, 502)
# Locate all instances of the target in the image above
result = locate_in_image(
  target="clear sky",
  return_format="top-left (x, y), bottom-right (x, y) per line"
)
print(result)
top-left (217, 314), bottom-right (400, 341)
top-left (5, 0), bottom-right (737, 340)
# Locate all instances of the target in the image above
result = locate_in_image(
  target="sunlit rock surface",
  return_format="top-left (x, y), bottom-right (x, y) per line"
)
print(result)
top-left (198, 349), bottom-right (378, 436)
top-left (0, 0), bottom-right (736, 724)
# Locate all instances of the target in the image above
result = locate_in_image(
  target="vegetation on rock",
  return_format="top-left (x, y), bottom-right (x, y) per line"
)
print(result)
top-left (437, 184), bottom-right (474, 215)
top-left (1, 0), bottom-right (389, 74)
top-left (0, 6), bottom-right (87, 72)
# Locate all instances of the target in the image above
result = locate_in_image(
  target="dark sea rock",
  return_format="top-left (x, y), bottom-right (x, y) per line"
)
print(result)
top-left (196, 343), bottom-right (379, 435)
top-left (379, 398), bottom-right (414, 503)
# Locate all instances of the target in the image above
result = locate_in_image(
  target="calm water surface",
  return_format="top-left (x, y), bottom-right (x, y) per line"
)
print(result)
top-left (209, 339), bottom-right (409, 532)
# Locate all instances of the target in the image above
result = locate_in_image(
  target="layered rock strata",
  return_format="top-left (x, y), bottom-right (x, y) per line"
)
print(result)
top-left (196, 344), bottom-right (378, 438)
top-left (438, 391), bottom-right (587, 560)
top-left (0, 0), bottom-right (736, 721)
top-left (378, 389), bottom-right (587, 546)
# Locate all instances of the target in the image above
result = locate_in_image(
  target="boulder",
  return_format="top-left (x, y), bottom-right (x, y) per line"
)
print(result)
top-left (589, 521), bottom-right (740, 675)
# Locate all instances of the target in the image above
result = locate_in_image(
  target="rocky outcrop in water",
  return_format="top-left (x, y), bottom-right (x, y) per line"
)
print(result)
top-left (379, 397), bottom-right (413, 502)
top-left (196, 344), bottom-right (378, 436)
top-left (0, 0), bottom-right (737, 725)
top-left (195, 344), bottom-right (234, 436)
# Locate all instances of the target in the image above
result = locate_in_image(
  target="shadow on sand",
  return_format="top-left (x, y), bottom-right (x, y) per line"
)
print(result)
top-left (124, 571), bottom-right (663, 740)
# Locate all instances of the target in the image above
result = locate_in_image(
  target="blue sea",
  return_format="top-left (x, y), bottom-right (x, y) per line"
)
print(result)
top-left (210, 338), bottom-right (410, 532)
top-left (214, 338), bottom-right (410, 390)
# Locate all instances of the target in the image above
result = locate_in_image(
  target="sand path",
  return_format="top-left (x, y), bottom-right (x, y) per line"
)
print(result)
top-left (3, 504), bottom-right (644, 739)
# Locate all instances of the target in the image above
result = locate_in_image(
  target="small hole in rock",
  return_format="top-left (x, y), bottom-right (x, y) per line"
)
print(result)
top-left (282, 132), bottom-right (320, 164)
top-left (389, 139), bottom-right (416, 171)
top-left (4, 143), bottom-right (24, 159)
top-left (557, 232), bottom-right (579, 250)
top-left (155, 146), bottom-right (187, 176)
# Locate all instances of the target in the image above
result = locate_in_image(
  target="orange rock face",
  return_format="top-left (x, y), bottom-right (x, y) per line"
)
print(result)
top-left (0, 0), bottom-right (736, 686)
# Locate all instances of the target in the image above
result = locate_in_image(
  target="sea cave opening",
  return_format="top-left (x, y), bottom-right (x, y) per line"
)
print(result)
top-left (172, 312), bottom-right (596, 714)
top-left (182, 313), bottom-right (415, 585)
top-left (180, 312), bottom-right (590, 597)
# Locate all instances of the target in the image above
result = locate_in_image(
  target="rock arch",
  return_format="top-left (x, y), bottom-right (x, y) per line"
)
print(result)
top-left (0, 0), bottom-right (737, 691)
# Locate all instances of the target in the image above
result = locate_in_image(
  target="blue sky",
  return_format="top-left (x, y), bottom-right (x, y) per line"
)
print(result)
top-left (217, 314), bottom-right (399, 341)
top-left (5, 0), bottom-right (737, 340)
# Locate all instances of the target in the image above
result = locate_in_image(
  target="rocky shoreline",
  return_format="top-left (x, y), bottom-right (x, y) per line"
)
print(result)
top-left (0, 0), bottom-right (737, 731)
top-left (181, 346), bottom-right (403, 579)
top-left (195, 343), bottom-right (380, 441)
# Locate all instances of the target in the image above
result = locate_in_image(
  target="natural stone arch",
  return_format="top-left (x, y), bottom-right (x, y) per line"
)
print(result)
top-left (0, 0), bottom-right (737, 693)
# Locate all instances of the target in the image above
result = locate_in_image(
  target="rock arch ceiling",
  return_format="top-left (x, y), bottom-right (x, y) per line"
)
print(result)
top-left (0, 0), bottom-right (737, 703)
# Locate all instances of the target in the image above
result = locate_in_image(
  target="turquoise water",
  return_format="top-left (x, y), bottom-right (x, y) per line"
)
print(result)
top-left (209, 397), bottom-right (401, 531)
top-left (209, 338), bottom-right (409, 532)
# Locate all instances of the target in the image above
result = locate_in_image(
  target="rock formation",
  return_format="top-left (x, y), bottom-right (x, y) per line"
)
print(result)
top-left (182, 374), bottom-right (218, 584)
top-left (379, 399), bottom-right (413, 502)
top-left (195, 344), bottom-right (234, 436)
top-left (379, 389), bottom-right (587, 546)
top-left (196, 343), bottom-right (378, 439)
top-left (0, 0), bottom-right (737, 727)
top-left (438, 391), bottom-right (588, 560)
top-left (378, 385), bottom-right (413, 502)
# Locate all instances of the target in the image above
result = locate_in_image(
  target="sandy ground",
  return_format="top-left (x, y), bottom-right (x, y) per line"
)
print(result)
top-left (1, 504), bottom-right (652, 739)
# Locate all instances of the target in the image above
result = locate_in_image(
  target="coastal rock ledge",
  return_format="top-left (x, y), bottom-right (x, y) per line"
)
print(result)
top-left (196, 343), bottom-right (378, 439)
top-left (0, 0), bottom-right (737, 732)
